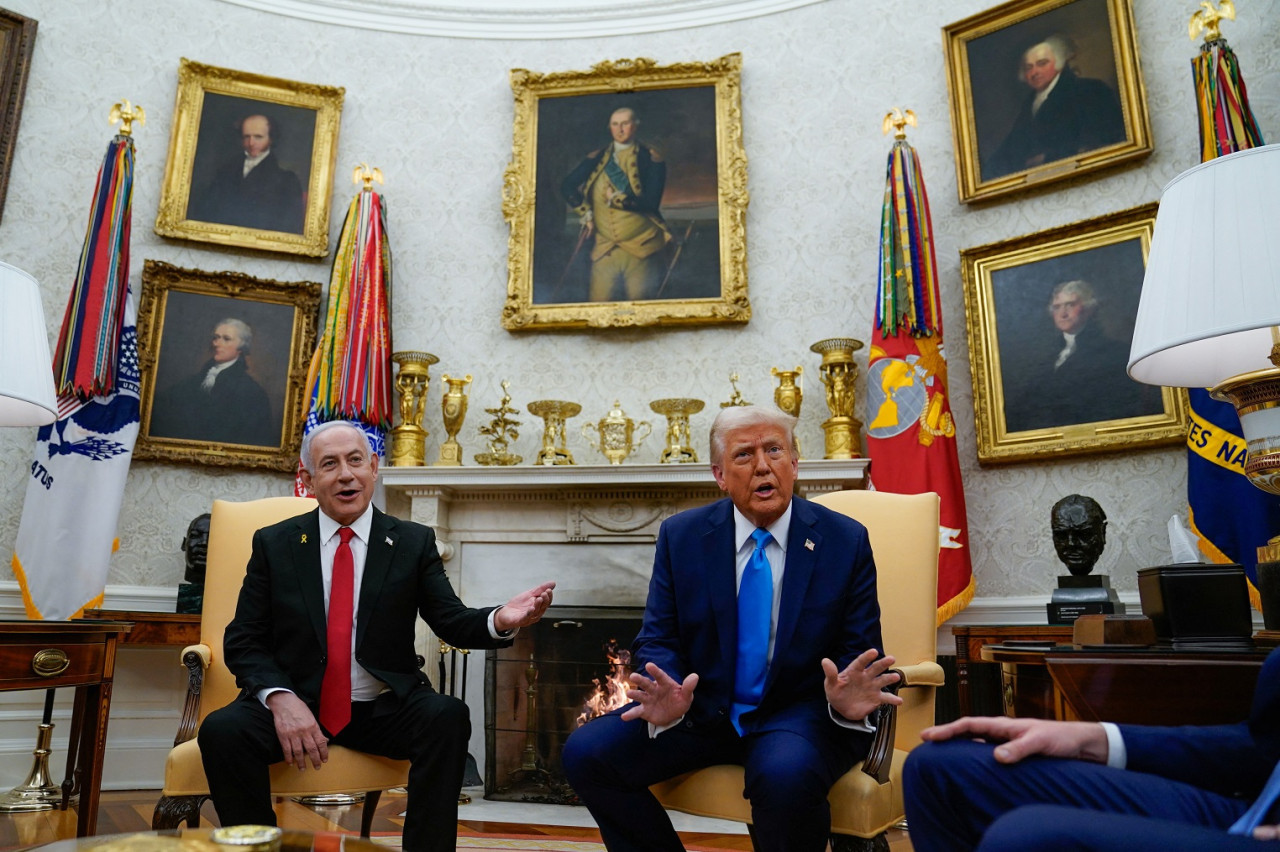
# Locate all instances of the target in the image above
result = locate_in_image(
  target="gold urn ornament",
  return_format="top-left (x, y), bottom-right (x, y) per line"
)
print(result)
top-left (650, 397), bottom-right (705, 463)
top-left (434, 373), bottom-right (472, 466)
top-left (582, 400), bottom-right (652, 465)
top-left (389, 351), bottom-right (439, 466)
top-left (810, 337), bottom-right (865, 459)
top-left (771, 366), bottom-right (804, 457)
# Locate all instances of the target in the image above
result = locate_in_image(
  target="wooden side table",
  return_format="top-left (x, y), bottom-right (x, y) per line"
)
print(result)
top-left (951, 625), bottom-right (1072, 716)
top-left (82, 610), bottom-right (199, 647)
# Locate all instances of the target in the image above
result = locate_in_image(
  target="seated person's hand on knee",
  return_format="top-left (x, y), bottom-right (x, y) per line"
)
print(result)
top-left (919, 716), bottom-right (1110, 765)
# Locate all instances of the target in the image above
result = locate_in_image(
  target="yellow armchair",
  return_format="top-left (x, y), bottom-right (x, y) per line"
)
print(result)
top-left (152, 497), bottom-right (411, 837)
top-left (650, 489), bottom-right (943, 852)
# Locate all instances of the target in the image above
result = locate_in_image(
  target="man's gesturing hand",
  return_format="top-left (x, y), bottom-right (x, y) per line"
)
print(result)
top-left (619, 662), bottom-right (699, 728)
top-left (494, 581), bottom-right (556, 632)
top-left (265, 691), bottom-right (329, 771)
top-left (822, 649), bottom-right (902, 722)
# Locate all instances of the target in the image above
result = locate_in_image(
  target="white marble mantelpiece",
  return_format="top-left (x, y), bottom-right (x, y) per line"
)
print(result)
top-left (380, 458), bottom-right (866, 774)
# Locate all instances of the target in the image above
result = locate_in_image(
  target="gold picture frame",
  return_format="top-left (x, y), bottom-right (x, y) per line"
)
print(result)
top-left (942, 0), bottom-right (1152, 204)
top-left (0, 7), bottom-right (35, 226)
top-left (502, 54), bottom-right (749, 331)
top-left (154, 59), bottom-right (344, 256)
top-left (960, 203), bottom-right (1186, 464)
top-left (135, 260), bottom-right (321, 472)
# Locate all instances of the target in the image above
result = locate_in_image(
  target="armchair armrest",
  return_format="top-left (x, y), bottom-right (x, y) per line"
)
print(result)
top-left (174, 643), bottom-right (212, 747)
top-left (859, 662), bottom-right (945, 784)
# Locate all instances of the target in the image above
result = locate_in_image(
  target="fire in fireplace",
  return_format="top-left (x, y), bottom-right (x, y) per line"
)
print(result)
top-left (484, 605), bottom-right (642, 804)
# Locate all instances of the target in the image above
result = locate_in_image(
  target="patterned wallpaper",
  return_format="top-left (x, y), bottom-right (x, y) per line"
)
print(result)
top-left (0, 0), bottom-right (1276, 605)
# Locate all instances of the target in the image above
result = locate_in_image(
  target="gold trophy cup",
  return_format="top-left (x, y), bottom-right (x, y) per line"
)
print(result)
top-left (582, 401), bottom-right (652, 464)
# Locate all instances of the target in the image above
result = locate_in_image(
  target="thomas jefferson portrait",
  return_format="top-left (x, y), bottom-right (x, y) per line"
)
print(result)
top-left (185, 93), bottom-right (316, 235)
top-left (995, 239), bottom-right (1162, 434)
top-left (530, 87), bottom-right (722, 305)
top-left (966, 0), bottom-right (1127, 183)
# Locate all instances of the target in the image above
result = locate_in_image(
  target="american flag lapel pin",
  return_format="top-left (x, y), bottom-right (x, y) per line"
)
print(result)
top-left (805, 539), bottom-right (815, 551)
top-left (386, 536), bottom-right (394, 546)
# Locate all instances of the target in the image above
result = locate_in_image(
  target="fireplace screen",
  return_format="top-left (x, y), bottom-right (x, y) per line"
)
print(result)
top-left (484, 605), bottom-right (642, 803)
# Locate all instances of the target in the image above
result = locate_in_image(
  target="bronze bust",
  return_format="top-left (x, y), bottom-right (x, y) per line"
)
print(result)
top-left (1051, 494), bottom-right (1107, 576)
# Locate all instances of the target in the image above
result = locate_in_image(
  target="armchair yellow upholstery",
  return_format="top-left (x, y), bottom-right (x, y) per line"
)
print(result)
top-left (152, 497), bottom-right (411, 836)
top-left (650, 490), bottom-right (943, 852)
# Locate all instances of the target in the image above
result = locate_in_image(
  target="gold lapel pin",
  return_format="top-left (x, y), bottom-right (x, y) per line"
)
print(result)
top-left (300, 534), bottom-right (307, 544)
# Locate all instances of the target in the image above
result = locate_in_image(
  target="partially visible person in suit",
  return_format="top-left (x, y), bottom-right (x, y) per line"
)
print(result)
top-left (985, 34), bottom-right (1125, 180)
top-left (198, 420), bottom-right (556, 852)
top-left (560, 106), bottom-right (672, 302)
top-left (149, 318), bottom-right (277, 447)
top-left (1002, 279), bottom-right (1160, 433)
top-left (188, 112), bottom-right (306, 233)
top-left (562, 405), bottom-right (901, 852)
top-left (903, 647), bottom-right (1280, 850)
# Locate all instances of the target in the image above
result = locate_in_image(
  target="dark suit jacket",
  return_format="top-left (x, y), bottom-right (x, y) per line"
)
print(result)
top-left (1120, 647), bottom-right (1280, 803)
top-left (986, 68), bottom-right (1126, 180)
top-left (223, 507), bottom-right (509, 715)
top-left (633, 496), bottom-right (884, 746)
top-left (188, 151), bottom-right (305, 234)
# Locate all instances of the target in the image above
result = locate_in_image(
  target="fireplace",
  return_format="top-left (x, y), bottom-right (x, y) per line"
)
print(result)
top-left (484, 605), bottom-right (643, 803)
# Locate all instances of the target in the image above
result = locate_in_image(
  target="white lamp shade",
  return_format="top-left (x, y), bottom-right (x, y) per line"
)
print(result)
top-left (1128, 143), bottom-right (1280, 388)
top-left (0, 261), bottom-right (57, 426)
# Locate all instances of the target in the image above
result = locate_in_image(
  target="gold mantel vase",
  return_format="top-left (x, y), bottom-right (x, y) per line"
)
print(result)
top-left (810, 338), bottom-right (865, 459)
top-left (389, 351), bottom-right (439, 466)
top-left (434, 374), bottom-right (472, 466)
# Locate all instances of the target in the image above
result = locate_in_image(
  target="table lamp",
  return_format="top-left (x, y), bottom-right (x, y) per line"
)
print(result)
top-left (0, 260), bottom-right (60, 811)
top-left (0, 260), bottom-right (57, 427)
top-left (1128, 143), bottom-right (1280, 629)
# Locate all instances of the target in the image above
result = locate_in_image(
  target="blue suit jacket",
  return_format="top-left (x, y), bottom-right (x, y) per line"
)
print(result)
top-left (1120, 647), bottom-right (1280, 802)
top-left (632, 496), bottom-right (884, 746)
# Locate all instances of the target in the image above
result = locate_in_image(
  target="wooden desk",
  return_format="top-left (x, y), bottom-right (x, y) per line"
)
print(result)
top-left (981, 644), bottom-right (1266, 725)
top-left (951, 625), bottom-right (1072, 716)
top-left (0, 620), bottom-right (129, 837)
top-left (82, 610), bottom-right (199, 647)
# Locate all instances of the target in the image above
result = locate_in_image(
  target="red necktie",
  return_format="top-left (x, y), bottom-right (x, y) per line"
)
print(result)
top-left (319, 527), bottom-right (355, 735)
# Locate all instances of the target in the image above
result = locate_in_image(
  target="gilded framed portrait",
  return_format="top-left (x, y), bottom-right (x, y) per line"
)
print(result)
top-left (942, 0), bottom-right (1152, 204)
top-left (961, 203), bottom-right (1186, 464)
top-left (0, 7), bottom-right (35, 226)
top-left (135, 260), bottom-right (321, 472)
top-left (502, 54), bottom-right (749, 331)
top-left (154, 59), bottom-right (344, 256)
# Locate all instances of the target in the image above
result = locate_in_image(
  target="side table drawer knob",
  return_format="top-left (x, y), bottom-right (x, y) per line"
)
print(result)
top-left (33, 648), bottom-right (70, 677)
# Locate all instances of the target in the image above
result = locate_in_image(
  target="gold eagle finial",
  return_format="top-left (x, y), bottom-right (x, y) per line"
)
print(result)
top-left (352, 163), bottom-right (384, 191)
top-left (882, 108), bottom-right (917, 141)
top-left (1189, 0), bottom-right (1235, 42)
top-left (108, 100), bottom-right (145, 137)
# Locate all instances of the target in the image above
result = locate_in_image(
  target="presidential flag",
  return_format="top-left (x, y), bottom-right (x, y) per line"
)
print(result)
top-left (865, 120), bottom-right (974, 624)
top-left (12, 134), bottom-right (139, 619)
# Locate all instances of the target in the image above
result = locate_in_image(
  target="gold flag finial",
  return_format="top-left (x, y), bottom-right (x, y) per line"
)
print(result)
top-left (352, 163), bottom-right (384, 191)
top-left (108, 100), bottom-right (145, 137)
top-left (882, 108), bottom-right (917, 141)
top-left (1189, 0), bottom-right (1235, 42)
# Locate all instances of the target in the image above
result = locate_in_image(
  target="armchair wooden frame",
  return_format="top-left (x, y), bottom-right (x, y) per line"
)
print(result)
top-left (152, 497), bottom-right (411, 837)
top-left (650, 490), bottom-right (943, 852)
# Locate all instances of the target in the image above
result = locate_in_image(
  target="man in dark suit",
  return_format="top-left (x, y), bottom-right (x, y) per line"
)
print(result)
top-left (560, 106), bottom-right (671, 302)
top-left (188, 113), bottom-right (306, 233)
top-left (198, 420), bottom-right (556, 852)
top-left (903, 647), bottom-right (1280, 850)
top-left (985, 34), bottom-right (1125, 181)
top-left (562, 405), bottom-right (901, 851)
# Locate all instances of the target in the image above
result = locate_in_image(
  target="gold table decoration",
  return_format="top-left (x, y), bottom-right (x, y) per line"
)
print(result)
top-left (475, 379), bottom-right (522, 465)
top-left (389, 351), bottom-right (438, 467)
top-left (651, 398), bottom-right (705, 463)
top-left (810, 337), bottom-right (865, 459)
top-left (720, 372), bottom-right (751, 408)
top-left (771, 365), bottom-right (804, 457)
top-left (528, 399), bottom-right (581, 465)
top-left (434, 373), bottom-right (472, 466)
top-left (582, 400), bottom-right (652, 465)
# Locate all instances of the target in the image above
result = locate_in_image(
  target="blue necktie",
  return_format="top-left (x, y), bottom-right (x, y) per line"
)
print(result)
top-left (731, 528), bottom-right (774, 735)
top-left (1229, 760), bottom-right (1280, 836)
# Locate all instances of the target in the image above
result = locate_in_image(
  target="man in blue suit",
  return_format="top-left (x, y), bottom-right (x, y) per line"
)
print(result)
top-left (904, 646), bottom-right (1280, 850)
top-left (562, 405), bottom-right (902, 851)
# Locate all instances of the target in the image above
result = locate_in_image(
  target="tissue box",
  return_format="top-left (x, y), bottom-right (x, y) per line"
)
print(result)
top-left (1137, 563), bottom-right (1253, 649)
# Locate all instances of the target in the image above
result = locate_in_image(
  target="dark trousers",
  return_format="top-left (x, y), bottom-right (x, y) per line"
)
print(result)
top-left (561, 710), bottom-right (860, 852)
top-left (199, 688), bottom-right (469, 852)
top-left (904, 739), bottom-right (1261, 852)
